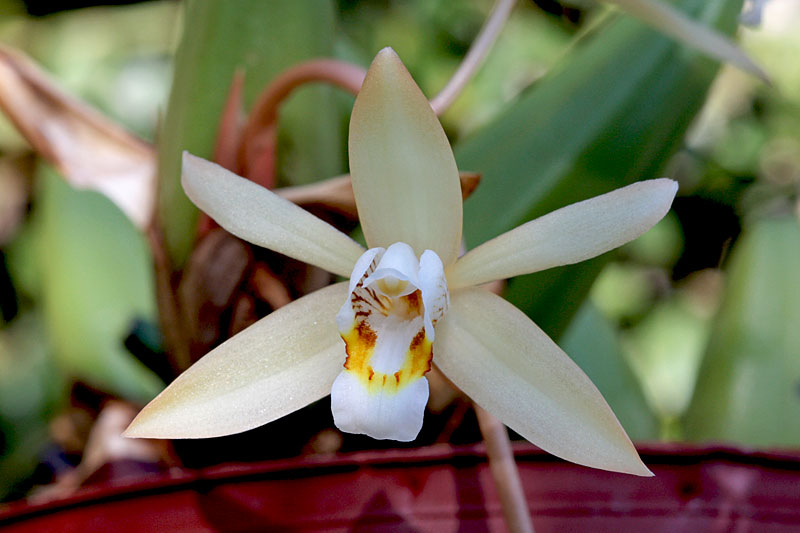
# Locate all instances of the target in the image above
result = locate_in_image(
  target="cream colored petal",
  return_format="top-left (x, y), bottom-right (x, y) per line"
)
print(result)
top-left (448, 179), bottom-right (677, 289)
top-left (605, 0), bottom-right (768, 81)
top-left (182, 153), bottom-right (364, 278)
top-left (124, 283), bottom-right (348, 439)
top-left (435, 288), bottom-right (651, 476)
top-left (349, 48), bottom-right (462, 266)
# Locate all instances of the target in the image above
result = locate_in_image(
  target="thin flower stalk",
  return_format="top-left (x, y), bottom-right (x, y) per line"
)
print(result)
top-left (475, 404), bottom-right (535, 533)
top-left (430, 0), bottom-right (517, 113)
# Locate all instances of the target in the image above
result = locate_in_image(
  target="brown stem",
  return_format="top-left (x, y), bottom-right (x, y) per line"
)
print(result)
top-left (239, 59), bottom-right (366, 180)
top-left (146, 222), bottom-right (191, 374)
top-left (214, 68), bottom-right (246, 171)
top-left (474, 404), bottom-right (534, 533)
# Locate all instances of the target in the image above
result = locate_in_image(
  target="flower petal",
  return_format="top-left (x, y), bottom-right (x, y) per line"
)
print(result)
top-left (349, 48), bottom-right (462, 266)
top-left (435, 288), bottom-right (651, 476)
top-left (182, 152), bottom-right (364, 277)
top-left (448, 179), bottom-right (677, 289)
top-left (332, 245), bottom-right (448, 441)
top-left (331, 369), bottom-right (429, 441)
top-left (124, 283), bottom-right (348, 439)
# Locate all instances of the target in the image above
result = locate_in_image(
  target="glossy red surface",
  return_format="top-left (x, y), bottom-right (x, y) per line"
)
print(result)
top-left (1, 443), bottom-right (798, 532)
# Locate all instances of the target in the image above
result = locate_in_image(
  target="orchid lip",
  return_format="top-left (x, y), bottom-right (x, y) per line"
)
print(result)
top-left (331, 242), bottom-right (448, 441)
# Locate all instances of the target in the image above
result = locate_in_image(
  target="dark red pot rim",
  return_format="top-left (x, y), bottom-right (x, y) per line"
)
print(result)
top-left (1, 442), bottom-right (799, 531)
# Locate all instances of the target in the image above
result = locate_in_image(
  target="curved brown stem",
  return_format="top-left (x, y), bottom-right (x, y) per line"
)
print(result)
top-left (239, 60), bottom-right (366, 181)
top-left (214, 68), bottom-right (245, 172)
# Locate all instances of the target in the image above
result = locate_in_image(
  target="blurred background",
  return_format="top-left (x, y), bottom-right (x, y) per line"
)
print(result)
top-left (0, 0), bottom-right (798, 505)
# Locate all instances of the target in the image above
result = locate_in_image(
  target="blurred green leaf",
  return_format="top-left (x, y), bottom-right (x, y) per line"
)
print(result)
top-left (684, 217), bottom-right (800, 446)
top-left (591, 263), bottom-right (657, 322)
top-left (622, 295), bottom-right (711, 433)
top-left (456, 0), bottom-right (744, 339)
top-left (0, 313), bottom-right (64, 500)
top-left (5, 217), bottom-right (42, 302)
top-left (0, 1), bottom-right (177, 133)
top-left (560, 302), bottom-right (659, 441)
top-left (38, 166), bottom-right (162, 403)
top-left (159, 0), bottom-right (343, 266)
top-left (605, 0), bottom-right (766, 80)
top-left (622, 211), bottom-right (684, 267)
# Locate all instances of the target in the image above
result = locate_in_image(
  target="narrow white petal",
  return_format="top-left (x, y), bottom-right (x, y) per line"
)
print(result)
top-left (435, 288), bottom-right (651, 476)
top-left (419, 250), bottom-right (449, 339)
top-left (182, 152), bottom-right (364, 278)
top-left (448, 179), bottom-right (678, 289)
top-left (331, 370), bottom-right (428, 441)
top-left (347, 247), bottom-right (383, 295)
top-left (606, 0), bottom-right (768, 82)
top-left (349, 48), bottom-right (462, 265)
top-left (124, 283), bottom-right (348, 439)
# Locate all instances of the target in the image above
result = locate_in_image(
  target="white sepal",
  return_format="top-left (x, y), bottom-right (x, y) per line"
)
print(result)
top-left (349, 48), bottom-right (462, 265)
top-left (448, 179), bottom-right (678, 289)
top-left (182, 152), bottom-right (365, 278)
top-left (435, 287), bottom-right (652, 476)
top-left (124, 283), bottom-right (349, 439)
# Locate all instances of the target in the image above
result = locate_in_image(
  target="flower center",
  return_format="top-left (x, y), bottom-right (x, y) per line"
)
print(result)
top-left (376, 276), bottom-right (408, 298)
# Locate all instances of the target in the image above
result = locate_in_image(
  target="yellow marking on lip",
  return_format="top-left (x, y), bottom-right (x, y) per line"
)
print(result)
top-left (341, 320), bottom-right (432, 395)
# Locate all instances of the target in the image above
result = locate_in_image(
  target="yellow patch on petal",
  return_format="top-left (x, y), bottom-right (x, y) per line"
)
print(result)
top-left (340, 304), bottom-right (433, 395)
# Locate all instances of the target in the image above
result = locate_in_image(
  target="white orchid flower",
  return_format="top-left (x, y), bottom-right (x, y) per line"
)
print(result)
top-left (125, 48), bottom-right (677, 476)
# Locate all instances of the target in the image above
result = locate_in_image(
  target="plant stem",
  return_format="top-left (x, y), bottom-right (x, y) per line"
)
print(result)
top-left (475, 404), bottom-right (534, 533)
top-left (239, 60), bottom-right (365, 180)
top-left (430, 0), bottom-right (516, 114)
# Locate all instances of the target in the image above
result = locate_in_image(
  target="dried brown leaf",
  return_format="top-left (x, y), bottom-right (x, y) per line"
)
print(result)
top-left (0, 154), bottom-right (32, 244)
top-left (0, 46), bottom-right (155, 229)
top-left (250, 262), bottom-right (293, 310)
top-left (277, 171), bottom-right (482, 219)
top-left (178, 229), bottom-right (251, 363)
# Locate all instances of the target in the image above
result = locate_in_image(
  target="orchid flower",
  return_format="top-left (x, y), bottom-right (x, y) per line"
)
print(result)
top-left (125, 48), bottom-right (677, 476)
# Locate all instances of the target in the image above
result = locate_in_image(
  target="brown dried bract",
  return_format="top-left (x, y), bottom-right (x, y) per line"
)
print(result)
top-left (0, 46), bottom-right (155, 229)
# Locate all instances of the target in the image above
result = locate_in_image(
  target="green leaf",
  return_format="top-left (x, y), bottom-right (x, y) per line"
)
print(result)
top-left (0, 313), bottom-right (65, 500)
top-left (38, 166), bottom-right (163, 403)
top-left (560, 302), bottom-right (659, 441)
top-left (455, 0), bottom-right (745, 339)
top-left (605, 0), bottom-right (766, 80)
top-left (684, 217), bottom-right (800, 447)
top-left (159, 0), bottom-right (342, 265)
top-left (622, 295), bottom-right (711, 435)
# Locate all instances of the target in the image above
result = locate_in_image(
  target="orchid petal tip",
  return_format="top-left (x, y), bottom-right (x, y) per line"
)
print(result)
top-left (376, 46), bottom-right (400, 60)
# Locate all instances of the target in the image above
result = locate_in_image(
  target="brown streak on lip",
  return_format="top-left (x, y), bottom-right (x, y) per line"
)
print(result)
top-left (356, 321), bottom-right (377, 345)
top-left (409, 330), bottom-right (425, 351)
top-left (408, 330), bottom-right (433, 378)
top-left (405, 291), bottom-right (423, 314)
